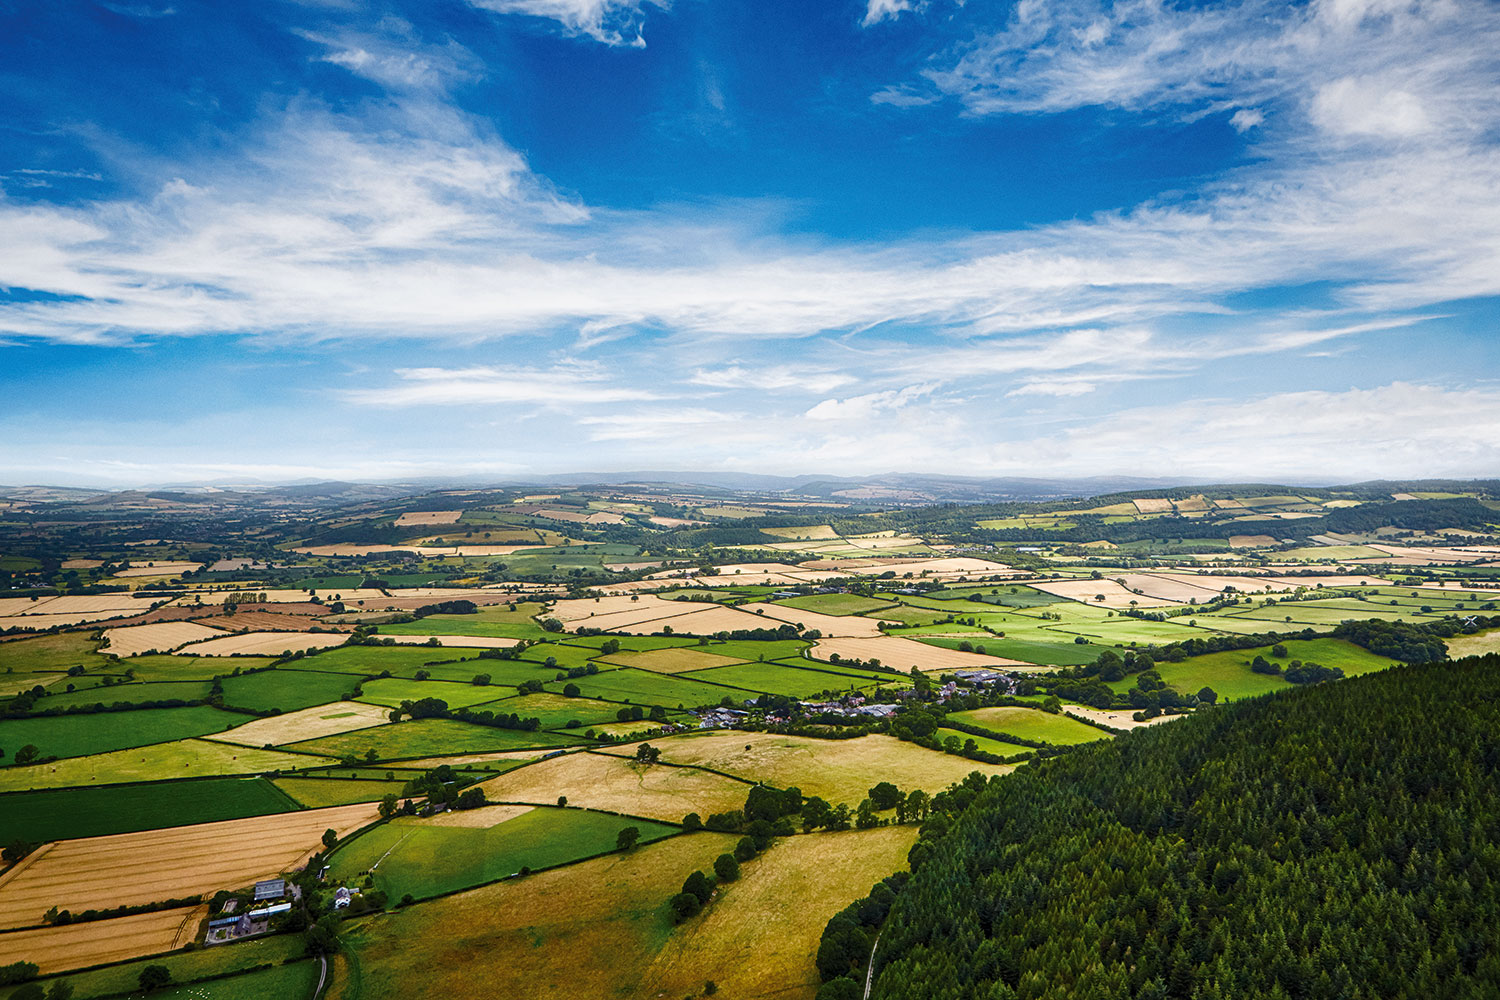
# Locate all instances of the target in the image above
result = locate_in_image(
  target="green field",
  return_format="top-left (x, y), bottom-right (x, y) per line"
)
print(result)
top-left (357, 676), bottom-right (517, 709)
top-left (475, 692), bottom-right (630, 729)
top-left (0, 738), bottom-right (326, 793)
top-left (0, 631), bottom-right (111, 673)
top-left (221, 668), bottom-right (358, 711)
top-left (329, 806), bottom-right (679, 900)
top-left (934, 728), bottom-right (1033, 758)
top-left (54, 934), bottom-right (307, 999)
top-left (546, 667), bottom-right (741, 709)
top-left (945, 706), bottom-right (1110, 746)
top-left (0, 775), bottom-right (299, 843)
top-left (36, 679), bottom-right (212, 709)
top-left (273, 775), bottom-right (413, 807)
top-left (771, 594), bottom-right (897, 616)
top-left (694, 638), bottom-right (810, 662)
top-left (286, 718), bottom-right (581, 759)
top-left (289, 645), bottom-right (485, 678)
top-left (915, 634), bottom-right (1101, 666)
top-left (684, 662), bottom-right (882, 698)
top-left (513, 641), bottom-right (605, 671)
top-left (124, 654), bottom-right (277, 681)
top-left (0, 705), bottom-right (250, 763)
top-left (157, 960), bottom-right (320, 1000)
top-left (1110, 638), bottom-right (1398, 701)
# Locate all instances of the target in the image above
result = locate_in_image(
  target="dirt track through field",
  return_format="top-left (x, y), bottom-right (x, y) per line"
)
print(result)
top-left (0, 803), bottom-right (379, 929)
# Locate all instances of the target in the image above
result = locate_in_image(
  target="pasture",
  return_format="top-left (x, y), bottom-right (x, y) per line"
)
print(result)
top-left (38, 679), bottom-right (211, 709)
top-left (684, 661), bottom-right (886, 698)
top-left (0, 802), bottom-right (378, 929)
top-left (330, 805), bottom-right (678, 900)
top-left (548, 667), bottom-right (741, 708)
top-left (1112, 638), bottom-right (1397, 701)
top-left (0, 631), bottom-right (109, 673)
top-left (219, 668), bottom-right (360, 712)
top-left (478, 751), bottom-right (752, 822)
top-left (286, 719), bottom-right (579, 759)
top-left (771, 593), bottom-right (896, 616)
top-left (273, 775), bottom-right (412, 807)
top-left (357, 676), bottom-right (515, 710)
top-left (53, 932), bottom-right (305, 999)
top-left (598, 646), bottom-right (748, 673)
top-left (638, 826), bottom-right (919, 998)
top-left (282, 645), bottom-right (485, 678)
top-left (615, 732), bottom-right (1013, 805)
top-left (343, 832), bottom-right (736, 1000)
top-left (0, 739), bottom-right (322, 793)
top-left (0, 705), bottom-right (248, 762)
top-left (0, 776), bottom-right (299, 844)
top-left (125, 654), bottom-right (276, 681)
top-left (945, 706), bottom-right (1109, 746)
top-left (475, 692), bottom-right (628, 729)
top-left (934, 728), bottom-right (1032, 757)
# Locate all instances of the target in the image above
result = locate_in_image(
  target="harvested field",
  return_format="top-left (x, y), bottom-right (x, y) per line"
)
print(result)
top-left (1229, 534), bottom-right (1278, 547)
top-left (735, 602), bottom-right (887, 637)
top-left (102, 621), bottom-right (226, 656)
top-left (842, 556), bottom-right (1018, 578)
top-left (0, 803), bottom-right (379, 929)
top-left (61, 558), bottom-right (104, 569)
top-left (762, 525), bottom-right (838, 540)
top-left (114, 561), bottom-right (204, 578)
top-left (640, 826), bottom-right (919, 999)
top-left (1132, 498), bottom-right (1174, 513)
top-left (1064, 705), bottom-right (1180, 730)
top-left (811, 635), bottom-right (1033, 672)
top-left (184, 631), bottom-right (348, 656)
top-left (609, 604), bottom-right (769, 636)
top-left (206, 700), bottom-right (392, 746)
top-left (1, 611), bottom-right (146, 630)
top-left (1446, 628), bottom-right (1500, 658)
top-left (610, 731), bottom-right (1013, 805)
top-left (599, 646), bottom-right (748, 673)
top-left (552, 594), bottom-right (708, 625)
top-left (19, 595), bottom-right (151, 615)
top-left (1029, 578), bottom-right (1179, 608)
top-left (395, 510), bottom-right (463, 526)
top-left (0, 904), bottom-right (205, 974)
top-left (192, 611), bottom-right (337, 632)
top-left (478, 750), bottom-right (752, 821)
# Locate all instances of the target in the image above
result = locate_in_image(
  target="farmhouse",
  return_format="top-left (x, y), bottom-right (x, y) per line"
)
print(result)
top-left (253, 878), bottom-right (286, 902)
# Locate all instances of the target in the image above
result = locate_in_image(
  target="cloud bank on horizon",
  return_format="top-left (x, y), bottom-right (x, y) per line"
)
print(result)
top-left (0, 0), bottom-right (1496, 485)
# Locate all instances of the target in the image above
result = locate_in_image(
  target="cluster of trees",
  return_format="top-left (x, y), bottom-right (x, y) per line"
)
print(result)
top-left (1333, 616), bottom-right (1496, 663)
top-left (861, 654), bottom-right (1500, 999)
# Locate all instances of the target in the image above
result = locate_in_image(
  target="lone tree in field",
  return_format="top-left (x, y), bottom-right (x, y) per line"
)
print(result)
top-left (378, 794), bottom-right (399, 819)
top-left (635, 743), bottom-right (661, 764)
top-left (138, 965), bottom-right (172, 992)
top-left (616, 826), bottom-right (641, 851)
top-left (322, 828), bottom-right (339, 851)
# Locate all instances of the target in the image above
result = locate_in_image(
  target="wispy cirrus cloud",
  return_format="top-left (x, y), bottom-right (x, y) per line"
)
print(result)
top-left (465, 0), bottom-right (667, 47)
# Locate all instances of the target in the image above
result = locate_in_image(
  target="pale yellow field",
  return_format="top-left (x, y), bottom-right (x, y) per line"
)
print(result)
top-left (184, 631), bottom-right (348, 656)
top-left (812, 635), bottom-right (1034, 672)
top-left (394, 510), bottom-right (463, 526)
top-left (1064, 705), bottom-right (1180, 730)
top-left (736, 602), bottom-right (887, 637)
top-left (1029, 578), bottom-right (1179, 608)
top-left (60, 558), bottom-right (104, 569)
top-left (0, 804), bottom-right (379, 929)
top-left (551, 593), bottom-right (704, 623)
top-left (396, 749), bottom-right (551, 769)
top-left (607, 604), bottom-right (775, 636)
top-left (1446, 629), bottom-right (1500, 658)
top-left (406, 804), bottom-right (535, 829)
top-left (609, 731), bottom-right (1013, 805)
top-left (21, 594), bottom-right (153, 614)
top-left (206, 701), bottom-right (391, 746)
top-left (478, 751), bottom-right (752, 822)
top-left (0, 611), bottom-right (146, 630)
top-left (0, 740), bottom-right (323, 793)
top-left (762, 525), bottom-right (838, 540)
top-left (114, 561), bottom-right (204, 578)
top-left (843, 556), bottom-right (1018, 578)
top-left (639, 826), bottom-right (919, 998)
top-left (1132, 498), bottom-right (1174, 513)
top-left (1120, 574), bottom-right (1226, 603)
top-left (0, 904), bottom-right (206, 974)
top-left (1229, 534), bottom-right (1278, 547)
top-left (102, 621), bottom-right (226, 656)
top-left (600, 647), bottom-right (749, 673)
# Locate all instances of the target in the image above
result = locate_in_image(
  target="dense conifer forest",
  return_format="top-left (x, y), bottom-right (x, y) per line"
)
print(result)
top-left (855, 654), bottom-right (1500, 1000)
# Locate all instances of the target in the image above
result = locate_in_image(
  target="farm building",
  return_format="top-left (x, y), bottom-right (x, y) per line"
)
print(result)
top-left (253, 878), bottom-right (286, 902)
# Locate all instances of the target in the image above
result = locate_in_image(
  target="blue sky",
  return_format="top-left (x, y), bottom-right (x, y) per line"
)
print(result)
top-left (1, 0), bottom-right (1497, 486)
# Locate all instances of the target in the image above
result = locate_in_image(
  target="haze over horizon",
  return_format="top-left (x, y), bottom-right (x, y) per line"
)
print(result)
top-left (3, 0), bottom-right (1499, 484)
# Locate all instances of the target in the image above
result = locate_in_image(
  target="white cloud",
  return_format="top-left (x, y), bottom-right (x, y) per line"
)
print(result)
top-left (465, 0), bottom-right (666, 47)
top-left (690, 365), bottom-right (858, 393)
top-left (1310, 77), bottom-right (1429, 137)
top-left (1229, 108), bottom-right (1264, 131)
top-left (863, 0), bottom-right (914, 28)
top-left (343, 364), bottom-right (660, 406)
top-left (805, 383), bottom-right (937, 421)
